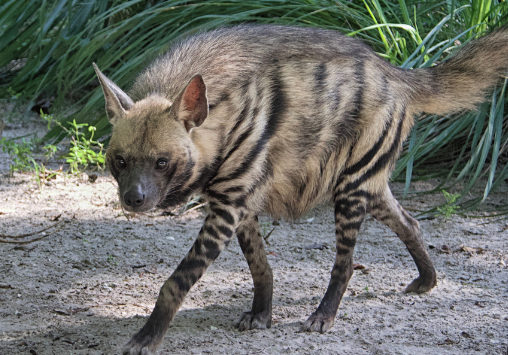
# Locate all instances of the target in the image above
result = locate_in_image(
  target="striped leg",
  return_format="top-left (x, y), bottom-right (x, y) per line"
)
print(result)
top-left (122, 203), bottom-right (238, 355)
top-left (370, 188), bottom-right (437, 293)
top-left (235, 214), bottom-right (273, 330)
top-left (301, 190), bottom-right (368, 333)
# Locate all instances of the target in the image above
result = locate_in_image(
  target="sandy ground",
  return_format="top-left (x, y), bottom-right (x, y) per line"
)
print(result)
top-left (0, 116), bottom-right (507, 355)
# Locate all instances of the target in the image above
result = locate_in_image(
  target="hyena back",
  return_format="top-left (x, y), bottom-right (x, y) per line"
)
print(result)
top-left (93, 25), bottom-right (508, 354)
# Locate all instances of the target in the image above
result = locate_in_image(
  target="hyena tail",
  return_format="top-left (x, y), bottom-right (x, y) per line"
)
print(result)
top-left (409, 26), bottom-right (508, 115)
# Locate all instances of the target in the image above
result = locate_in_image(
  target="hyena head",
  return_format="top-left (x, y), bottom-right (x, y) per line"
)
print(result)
top-left (93, 63), bottom-right (208, 213)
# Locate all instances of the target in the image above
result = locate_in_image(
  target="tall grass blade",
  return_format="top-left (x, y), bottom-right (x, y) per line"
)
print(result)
top-left (1, 0), bottom-right (508, 212)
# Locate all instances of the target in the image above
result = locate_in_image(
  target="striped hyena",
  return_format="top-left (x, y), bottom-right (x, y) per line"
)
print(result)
top-left (93, 25), bottom-right (508, 354)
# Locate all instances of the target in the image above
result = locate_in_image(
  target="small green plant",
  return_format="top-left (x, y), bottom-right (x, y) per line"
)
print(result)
top-left (260, 222), bottom-right (275, 244)
top-left (0, 109), bottom-right (104, 184)
top-left (437, 190), bottom-right (461, 219)
top-left (43, 143), bottom-right (58, 161)
top-left (7, 87), bottom-right (21, 100)
top-left (42, 111), bottom-right (105, 174)
top-left (260, 222), bottom-right (272, 238)
top-left (0, 137), bottom-right (37, 174)
top-left (67, 120), bottom-right (105, 174)
top-left (0, 136), bottom-right (51, 190)
top-left (107, 254), bottom-right (117, 265)
top-left (0, 133), bottom-right (61, 191)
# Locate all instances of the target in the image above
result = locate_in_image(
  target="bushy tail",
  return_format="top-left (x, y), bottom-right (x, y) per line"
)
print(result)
top-left (410, 26), bottom-right (508, 115)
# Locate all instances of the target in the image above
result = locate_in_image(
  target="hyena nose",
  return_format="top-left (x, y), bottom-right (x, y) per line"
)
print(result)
top-left (124, 188), bottom-right (145, 207)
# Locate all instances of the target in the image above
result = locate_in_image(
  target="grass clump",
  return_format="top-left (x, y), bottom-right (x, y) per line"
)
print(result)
top-left (0, 137), bottom-right (37, 174)
top-left (41, 111), bottom-right (106, 175)
top-left (1, 110), bottom-right (105, 181)
top-left (437, 190), bottom-right (461, 219)
top-left (0, 0), bottom-right (507, 212)
top-left (41, 113), bottom-right (106, 174)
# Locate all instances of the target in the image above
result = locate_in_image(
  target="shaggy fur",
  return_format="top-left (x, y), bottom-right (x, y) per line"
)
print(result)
top-left (93, 25), bottom-right (508, 355)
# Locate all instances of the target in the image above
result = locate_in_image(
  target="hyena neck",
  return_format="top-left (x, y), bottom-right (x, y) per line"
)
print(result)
top-left (187, 124), bottom-right (225, 191)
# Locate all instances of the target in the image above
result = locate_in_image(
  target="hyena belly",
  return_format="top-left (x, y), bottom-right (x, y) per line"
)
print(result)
top-left (257, 58), bottom-right (407, 220)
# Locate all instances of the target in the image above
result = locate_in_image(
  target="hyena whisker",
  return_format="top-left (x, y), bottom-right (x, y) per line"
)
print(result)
top-left (92, 24), bottom-right (508, 354)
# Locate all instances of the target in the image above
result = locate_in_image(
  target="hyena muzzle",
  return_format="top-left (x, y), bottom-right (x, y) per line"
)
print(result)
top-left (93, 25), bottom-right (508, 354)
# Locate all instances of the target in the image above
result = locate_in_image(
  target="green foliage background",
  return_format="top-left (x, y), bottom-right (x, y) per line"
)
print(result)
top-left (1, 0), bottom-right (507, 211)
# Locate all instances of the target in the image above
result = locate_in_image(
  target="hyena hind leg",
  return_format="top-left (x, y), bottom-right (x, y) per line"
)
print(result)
top-left (369, 187), bottom-right (437, 293)
top-left (235, 214), bottom-right (273, 331)
top-left (302, 191), bottom-right (368, 333)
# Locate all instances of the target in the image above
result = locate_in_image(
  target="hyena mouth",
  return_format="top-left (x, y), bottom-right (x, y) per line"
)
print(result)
top-left (121, 188), bottom-right (159, 213)
top-left (122, 202), bottom-right (155, 214)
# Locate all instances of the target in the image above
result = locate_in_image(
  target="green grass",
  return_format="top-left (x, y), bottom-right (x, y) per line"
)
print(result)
top-left (1, 0), bottom-right (507, 212)
top-left (436, 190), bottom-right (461, 219)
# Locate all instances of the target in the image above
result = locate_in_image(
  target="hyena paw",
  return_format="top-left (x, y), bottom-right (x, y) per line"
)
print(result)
top-left (121, 331), bottom-right (159, 355)
top-left (121, 343), bottom-right (155, 355)
top-left (235, 311), bottom-right (271, 331)
top-left (301, 313), bottom-right (334, 333)
top-left (404, 273), bottom-right (437, 294)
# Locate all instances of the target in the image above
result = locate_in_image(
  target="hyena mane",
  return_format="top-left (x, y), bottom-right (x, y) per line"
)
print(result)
top-left (93, 24), bottom-right (508, 355)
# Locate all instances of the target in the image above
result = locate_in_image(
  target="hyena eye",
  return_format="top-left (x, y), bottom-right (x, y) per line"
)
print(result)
top-left (116, 157), bottom-right (126, 169)
top-left (155, 159), bottom-right (168, 170)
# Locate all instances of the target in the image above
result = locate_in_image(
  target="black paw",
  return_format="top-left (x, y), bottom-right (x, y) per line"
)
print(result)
top-left (404, 273), bottom-right (437, 294)
top-left (301, 313), bottom-right (334, 333)
top-left (122, 342), bottom-right (155, 355)
top-left (235, 310), bottom-right (271, 331)
top-left (122, 329), bottom-right (161, 355)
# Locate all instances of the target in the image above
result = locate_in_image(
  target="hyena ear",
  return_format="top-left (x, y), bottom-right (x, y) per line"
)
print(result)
top-left (173, 74), bottom-right (208, 132)
top-left (93, 63), bottom-right (134, 125)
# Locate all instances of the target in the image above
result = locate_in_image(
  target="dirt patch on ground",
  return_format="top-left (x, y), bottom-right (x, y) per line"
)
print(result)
top-left (0, 119), bottom-right (507, 354)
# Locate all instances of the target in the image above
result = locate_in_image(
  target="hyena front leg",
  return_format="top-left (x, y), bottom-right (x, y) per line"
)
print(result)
top-left (122, 203), bottom-right (239, 355)
top-left (235, 214), bottom-right (273, 330)
top-left (370, 187), bottom-right (437, 293)
top-left (302, 190), bottom-right (368, 333)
